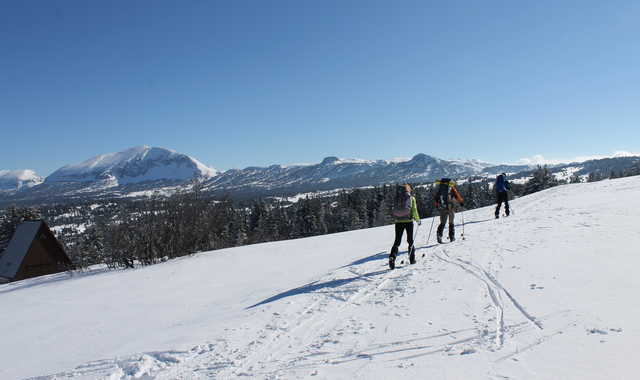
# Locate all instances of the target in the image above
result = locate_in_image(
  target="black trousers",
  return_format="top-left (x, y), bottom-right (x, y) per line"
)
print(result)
top-left (391, 222), bottom-right (414, 255)
top-left (496, 191), bottom-right (510, 216)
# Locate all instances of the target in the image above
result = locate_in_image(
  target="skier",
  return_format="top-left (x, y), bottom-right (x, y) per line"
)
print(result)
top-left (433, 178), bottom-right (464, 243)
top-left (389, 184), bottom-right (421, 269)
top-left (495, 173), bottom-right (511, 218)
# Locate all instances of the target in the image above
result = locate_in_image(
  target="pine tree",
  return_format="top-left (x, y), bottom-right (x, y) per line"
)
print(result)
top-left (587, 172), bottom-right (601, 182)
top-left (0, 206), bottom-right (42, 255)
top-left (524, 166), bottom-right (559, 195)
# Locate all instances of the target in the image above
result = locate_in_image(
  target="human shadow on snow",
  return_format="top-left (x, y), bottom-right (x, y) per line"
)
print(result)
top-left (247, 266), bottom-right (389, 309)
top-left (341, 251), bottom-right (390, 267)
top-left (343, 236), bottom-right (459, 268)
top-left (246, 220), bottom-right (491, 311)
top-left (457, 218), bottom-right (493, 226)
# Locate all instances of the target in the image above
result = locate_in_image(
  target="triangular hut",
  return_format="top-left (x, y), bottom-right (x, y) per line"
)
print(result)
top-left (0, 220), bottom-right (72, 283)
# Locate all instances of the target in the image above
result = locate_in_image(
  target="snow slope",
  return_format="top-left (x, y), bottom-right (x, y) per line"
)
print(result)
top-left (1, 177), bottom-right (639, 379)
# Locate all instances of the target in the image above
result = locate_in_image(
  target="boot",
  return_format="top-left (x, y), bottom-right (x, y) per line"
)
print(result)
top-left (409, 245), bottom-right (416, 264)
top-left (437, 224), bottom-right (444, 244)
top-left (389, 246), bottom-right (398, 269)
top-left (449, 224), bottom-right (455, 242)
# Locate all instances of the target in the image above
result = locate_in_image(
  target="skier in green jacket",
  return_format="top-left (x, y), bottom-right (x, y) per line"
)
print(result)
top-left (389, 184), bottom-right (421, 269)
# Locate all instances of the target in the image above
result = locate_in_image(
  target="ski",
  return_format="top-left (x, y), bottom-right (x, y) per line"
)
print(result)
top-left (387, 255), bottom-right (415, 269)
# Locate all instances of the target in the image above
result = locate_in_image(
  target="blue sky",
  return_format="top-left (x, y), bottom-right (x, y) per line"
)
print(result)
top-left (1, 0), bottom-right (639, 176)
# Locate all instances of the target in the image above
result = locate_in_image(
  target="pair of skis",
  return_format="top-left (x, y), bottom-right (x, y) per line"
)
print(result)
top-left (388, 245), bottom-right (416, 270)
top-left (388, 222), bottom-right (420, 270)
top-left (388, 213), bottom-right (463, 270)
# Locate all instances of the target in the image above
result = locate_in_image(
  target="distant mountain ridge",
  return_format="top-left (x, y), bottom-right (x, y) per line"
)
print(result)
top-left (0, 170), bottom-right (43, 193)
top-left (46, 146), bottom-right (217, 185)
top-left (203, 153), bottom-right (522, 196)
top-left (0, 146), bottom-right (217, 203)
top-left (1, 146), bottom-right (639, 205)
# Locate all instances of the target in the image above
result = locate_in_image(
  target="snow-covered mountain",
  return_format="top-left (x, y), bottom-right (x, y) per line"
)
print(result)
top-left (0, 146), bottom-right (217, 203)
top-left (2, 148), bottom-right (639, 205)
top-left (46, 146), bottom-right (216, 185)
top-left (508, 156), bottom-right (640, 184)
top-left (0, 169), bottom-right (43, 193)
top-left (202, 153), bottom-right (527, 196)
top-left (2, 151), bottom-right (518, 204)
top-left (2, 175), bottom-right (638, 379)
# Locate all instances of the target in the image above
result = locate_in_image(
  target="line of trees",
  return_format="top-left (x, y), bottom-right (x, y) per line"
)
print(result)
top-left (3, 165), bottom-right (639, 270)
top-left (1, 178), bottom-right (521, 268)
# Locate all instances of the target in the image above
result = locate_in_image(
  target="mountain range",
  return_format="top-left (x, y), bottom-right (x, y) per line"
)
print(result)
top-left (1, 146), bottom-right (638, 205)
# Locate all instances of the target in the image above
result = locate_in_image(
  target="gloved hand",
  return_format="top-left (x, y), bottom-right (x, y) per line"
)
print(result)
top-left (418, 220), bottom-right (422, 226)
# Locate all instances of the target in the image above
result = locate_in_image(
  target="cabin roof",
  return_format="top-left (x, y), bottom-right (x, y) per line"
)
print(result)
top-left (0, 221), bottom-right (44, 280)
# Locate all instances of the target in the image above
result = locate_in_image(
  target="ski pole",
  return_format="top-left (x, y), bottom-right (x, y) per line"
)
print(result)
top-left (426, 216), bottom-right (435, 245)
top-left (412, 220), bottom-right (421, 244)
top-left (461, 208), bottom-right (466, 240)
top-left (423, 215), bottom-right (435, 257)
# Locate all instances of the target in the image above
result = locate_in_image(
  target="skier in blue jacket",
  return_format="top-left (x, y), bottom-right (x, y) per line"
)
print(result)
top-left (495, 173), bottom-right (511, 218)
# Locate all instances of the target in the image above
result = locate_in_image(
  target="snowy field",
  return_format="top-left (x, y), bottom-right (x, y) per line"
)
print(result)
top-left (1, 176), bottom-right (639, 379)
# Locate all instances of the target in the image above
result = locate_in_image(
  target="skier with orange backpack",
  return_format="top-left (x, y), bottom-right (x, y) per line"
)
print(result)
top-left (433, 178), bottom-right (464, 243)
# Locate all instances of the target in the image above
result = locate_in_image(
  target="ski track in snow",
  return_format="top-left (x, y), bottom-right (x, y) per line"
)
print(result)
top-left (435, 248), bottom-right (543, 333)
top-left (431, 248), bottom-right (507, 349)
top-left (29, 179), bottom-right (640, 379)
top-left (36, 243), bottom-right (568, 380)
top-left (196, 262), bottom-right (413, 379)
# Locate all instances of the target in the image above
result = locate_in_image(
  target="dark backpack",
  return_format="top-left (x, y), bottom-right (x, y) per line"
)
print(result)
top-left (436, 178), bottom-right (452, 209)
top-left (392, 189), bottom-right (412, 218)
top-left (496, 174), bottom-right (511, 192)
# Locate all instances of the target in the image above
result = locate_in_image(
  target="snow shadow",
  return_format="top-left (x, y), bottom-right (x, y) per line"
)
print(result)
top-left (417, 244), bottom-right (439, 250)
top-left (247, 268), bottom-right (389, 309)
top-left (341, 251), bottom-right (389, 267)
top-left (341, 246), bottom-right (434, 268)
top-left (457, 218), bottom-right (493, 227)
top-left (0, 266), bottom-right (112, 295)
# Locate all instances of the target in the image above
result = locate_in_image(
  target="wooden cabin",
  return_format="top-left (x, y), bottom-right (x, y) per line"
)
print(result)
top-left (0, 220), bottom-right (72, 283)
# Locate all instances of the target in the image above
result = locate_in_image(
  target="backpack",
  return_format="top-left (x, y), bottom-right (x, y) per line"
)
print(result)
top-left (496, 174), bottom-right (510, 192)
top-left (435, 178), bottom-right (452, 209)
top-left (392, 188), bottom-right (412, 218)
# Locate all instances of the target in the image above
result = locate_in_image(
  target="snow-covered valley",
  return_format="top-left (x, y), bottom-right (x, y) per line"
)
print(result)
top-left (1, 177), bottom-right (639, 379)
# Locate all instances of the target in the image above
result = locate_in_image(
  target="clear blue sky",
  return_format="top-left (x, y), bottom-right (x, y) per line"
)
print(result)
top-left (1, 0), bottom-right (639, 175)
